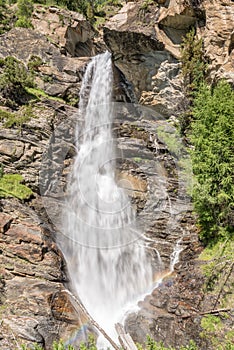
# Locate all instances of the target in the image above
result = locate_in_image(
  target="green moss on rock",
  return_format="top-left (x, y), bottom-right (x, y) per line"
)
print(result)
top-left (0, 173), bottom-right (33, 200)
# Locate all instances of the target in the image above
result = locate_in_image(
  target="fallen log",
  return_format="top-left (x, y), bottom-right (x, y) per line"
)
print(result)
top-left (62, 289), bottom-right (120, 350)
top-left (115, 323), bottom-right (138, 350)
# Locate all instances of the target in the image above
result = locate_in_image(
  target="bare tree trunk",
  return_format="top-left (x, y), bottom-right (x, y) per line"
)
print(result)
top-left (115, 323), bottom-right (138, 350)
top-left (62, 289), bottom-right (120, 350)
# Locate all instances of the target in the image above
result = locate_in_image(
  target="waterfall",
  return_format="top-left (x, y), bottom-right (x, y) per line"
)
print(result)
top-left (170, 239), bottom-right (183, 272)
top-left (61, 52), bottom-right (153, 344)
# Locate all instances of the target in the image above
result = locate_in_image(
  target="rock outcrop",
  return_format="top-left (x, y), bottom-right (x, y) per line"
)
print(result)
top-left (0, 203), bottom-right (88, 350)
top-left (103, 0), bottom-right (193, 116)
top-left (198, 0), bottom-right (234, 84)
top-left (0, 27), bottom-right (90, 104)
top-left (32, 5), bottom-right (97, 57)
top-left (104, 0), bottom-right (234, 116)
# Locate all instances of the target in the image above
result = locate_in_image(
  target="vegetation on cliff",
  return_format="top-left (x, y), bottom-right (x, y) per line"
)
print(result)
top-left (191, 81), bottom-right (234, 243)
top-left (0, 56), bottom-right (34, 106)
top-left (180, 28), bottom-right (207, 135)
top-left (0, 172), bottom-right (33, 199)
top-left (20, 335), bottom-right (234, 350)
top-left (180, 28), bottom-right (234, 350)
top-left (0, 0), bottom-right (123, 29)
top-left (180, 29), bottom-right (234, 245)
top-left (15, 0), bottom-right (33, 27)
top-left (198, 239), bottom-right (234, 348)
top-left (20, 336), bottom-right (199, 350)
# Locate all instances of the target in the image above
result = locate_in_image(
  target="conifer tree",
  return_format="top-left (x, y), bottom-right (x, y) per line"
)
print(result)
top-left (191, 81), bottom-right (234, 243)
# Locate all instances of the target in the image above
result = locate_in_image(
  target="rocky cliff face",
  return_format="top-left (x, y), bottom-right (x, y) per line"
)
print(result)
top-left (199, 0), bottom-right (234, 84)
top-left (0, 205), bottom-right (81, 349)
top-left (0, 16), bottom-right (90, 346)
top-left (0, 0), bottom-right (233, 349)
top-left (104, 0), bottom-right (234, 116)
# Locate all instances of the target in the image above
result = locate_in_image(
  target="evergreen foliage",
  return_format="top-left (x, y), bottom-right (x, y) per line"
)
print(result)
top-left (198, 239), bottom-right (234, 346)
top-left (0, 104), bottom-right (34, 132)
top-left (27, 55), bottom-right (43, 72)
top-left (200, 313), bottom-right (234, 349)
top-left (180, 28), bottom-right (207, 135)
top-left (15, 0), bottom-right (33, 27)
top-left (136, 335), bottom-right (198, 350)
top-left (191, 81), bottom-right (234, 243)
top-left (180, 28), bottom-right (206, 92)
top-left (0, 0), bottom-right (122, 31)
top-left (0, 56), bottom-right (34, 104)
top-left (0, 0), bottom-right (6, 19)
top-left (0, 0), bottom-right (13, 34)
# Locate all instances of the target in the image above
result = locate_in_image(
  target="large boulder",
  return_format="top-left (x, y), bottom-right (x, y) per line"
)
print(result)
top-left (32, 5), bottom-right (96, 57)
top-left (103, 1), bottom-right (186, 116)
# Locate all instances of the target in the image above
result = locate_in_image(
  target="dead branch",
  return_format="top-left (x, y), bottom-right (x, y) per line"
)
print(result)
top-left (200, 308), bottom-right (234, 316)
top-left (181, 308), bottom-right (234, 319)
top-left (213, 261), bottom-right (234, 309)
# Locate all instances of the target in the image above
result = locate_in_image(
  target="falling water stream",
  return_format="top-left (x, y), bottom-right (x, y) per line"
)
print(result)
top-left (61, 52), bottom-right (154, 345)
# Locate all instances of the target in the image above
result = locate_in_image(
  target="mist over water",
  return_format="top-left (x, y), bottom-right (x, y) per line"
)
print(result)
top-left (61, 52), bottom-right (153, 343)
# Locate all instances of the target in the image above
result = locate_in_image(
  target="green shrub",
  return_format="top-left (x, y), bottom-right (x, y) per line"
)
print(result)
top-left (200, 314), bottom-right (234, 349)
top-left (0, 56), bottom-right (34, 102)
top-left (199, 239), bottom-right (234, 308)
top-left (0, 108), bottom-right (15, 122)
top-left (15, 0), bottom-right (34, 28)
top-left (201, 315), bottom-right (222, 333)
top-left (52, 340), bottom-right (75, 350)
top-left (136, 335), bottom-right (198, 350)
top-left (15, 16), bottom-right (33, 27)
top-left (0, 174), bottom-right (33, 200)
top-left (17, 0), bottom-right (33, 18)
top-left (0, 56), bottom-right (34, 87)
top-left (139, 0), bottom-right (155, 12)
top-left (28, 55), bottom-right (43, 72)
top-left (0, 105), bottom-right (34, 132)
top-left (0, 0), bottom-right (6, 20)
top-left (20, 336), bottom-right (220, 350)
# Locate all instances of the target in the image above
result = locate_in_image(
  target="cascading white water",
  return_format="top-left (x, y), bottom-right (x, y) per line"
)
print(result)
top-left (170, 239), bottom-right (183, 272)
top-left (61, 52), bottom-right (153, 344)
